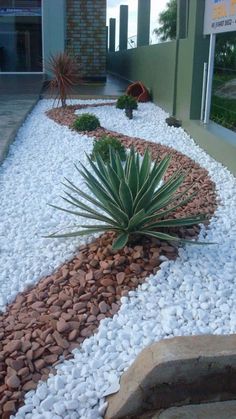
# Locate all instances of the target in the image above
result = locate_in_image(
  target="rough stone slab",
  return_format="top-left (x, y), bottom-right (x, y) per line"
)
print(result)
top-left (105, 335), bottom-right (236, 419)
top-left (157, 400), bottom-right (236, 419)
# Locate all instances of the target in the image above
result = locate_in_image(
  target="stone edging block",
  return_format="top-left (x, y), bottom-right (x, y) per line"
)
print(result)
top-left (105, 335), bottom-right (236, 419)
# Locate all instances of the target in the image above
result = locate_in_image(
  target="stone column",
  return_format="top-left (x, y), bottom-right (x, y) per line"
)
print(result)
top-left (137, 0), bottom-right (151, 47)
top-left (109, 18), bottom-right (116, 52)
top-left (119, 5), bottom-right (128, 51)
top-left (66, 0), bottom-right (107, 80)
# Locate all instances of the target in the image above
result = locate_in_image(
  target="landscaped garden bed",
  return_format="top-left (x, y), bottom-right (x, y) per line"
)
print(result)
top-left (0, 99), bottom-right (235, 418)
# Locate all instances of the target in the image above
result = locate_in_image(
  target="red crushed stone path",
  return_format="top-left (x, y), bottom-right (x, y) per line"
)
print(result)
top-left (0, 103), bottom-right (217, 418)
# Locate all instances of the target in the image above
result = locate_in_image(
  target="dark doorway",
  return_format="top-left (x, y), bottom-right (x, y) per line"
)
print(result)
top-left (0, 0), bottom-right (42, 72)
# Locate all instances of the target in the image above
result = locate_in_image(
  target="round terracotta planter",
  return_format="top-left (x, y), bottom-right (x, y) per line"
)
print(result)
top-left (126, 81), bottom-right (150, 102)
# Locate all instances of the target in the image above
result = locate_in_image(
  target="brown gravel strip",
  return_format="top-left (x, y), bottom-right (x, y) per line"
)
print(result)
top-left (0, 104), bottom-right (217, 417)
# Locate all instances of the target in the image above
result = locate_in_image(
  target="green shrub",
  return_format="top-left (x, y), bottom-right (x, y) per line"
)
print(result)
top-left (48, 147), bottom-right (210, 251)
top-left (91, 136), bottom-right (126, 163)
top-left (73, 113), bottom-right (100, 132)
top-left (116, 95), bottom-right (138, 110)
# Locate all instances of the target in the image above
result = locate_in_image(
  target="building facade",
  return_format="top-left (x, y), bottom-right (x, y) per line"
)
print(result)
top-left (0, 0), bottom-right (107, 79)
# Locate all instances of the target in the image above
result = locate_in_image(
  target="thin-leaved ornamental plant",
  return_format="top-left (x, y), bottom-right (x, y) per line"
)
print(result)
top-left (47, 53), bottom-right (79, 107)
top-left (47, 147), bottom-right (210, 250)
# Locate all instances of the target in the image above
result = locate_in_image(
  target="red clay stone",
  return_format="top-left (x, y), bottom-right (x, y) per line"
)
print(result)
top-left (99, 301), bottom-right (109, 314)
top-left (5, 375), bottom-right (20, 389)
top-left (22, 381), bottom-right (37, 391)
top-left (3, 400), bottom-right (16, 412)
top-left (56, 319), bottom-right (70, 333)
top-left (116, 272), bottom-right (126, 285)
top-left (4, 341), bottom-right (21, 354)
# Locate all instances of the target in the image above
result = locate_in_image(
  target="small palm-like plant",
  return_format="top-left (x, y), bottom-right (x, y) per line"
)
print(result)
top-left (116, 95), bottom-right (138, 119)
top-left (48, 147), bottom-right (209, 250)
top-left (47, 53), bottom-right (79, 107)
top-left (116, 95), bottom-right (138, 110)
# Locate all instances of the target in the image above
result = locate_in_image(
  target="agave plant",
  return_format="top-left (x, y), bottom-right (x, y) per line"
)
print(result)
top-left (47, 52), bottom-right (79, 107)
top-left (48, 147), bottom-right (208, 250)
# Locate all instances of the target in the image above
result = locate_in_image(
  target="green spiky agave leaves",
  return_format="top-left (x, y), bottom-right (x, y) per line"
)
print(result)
top-left (47, 147), bottom-right (210, 250)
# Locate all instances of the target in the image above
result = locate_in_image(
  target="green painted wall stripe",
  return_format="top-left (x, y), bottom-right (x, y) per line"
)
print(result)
top-left (109, 18), bottom-right (116, 52)
top-left (137, 0), bottom-right (151, 47)
top-left (119, 5), bottom-right (128, 51)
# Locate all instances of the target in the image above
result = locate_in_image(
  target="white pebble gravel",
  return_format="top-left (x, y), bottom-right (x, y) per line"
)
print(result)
top-left (6, 100), bottom-right (236, 419)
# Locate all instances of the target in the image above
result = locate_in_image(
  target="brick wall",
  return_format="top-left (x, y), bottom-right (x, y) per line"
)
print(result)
top-left (66, 0), bottom-right (107, 80)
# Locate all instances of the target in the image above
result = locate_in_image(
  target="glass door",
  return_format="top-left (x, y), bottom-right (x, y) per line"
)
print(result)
top-left (0, 0), bottom-right (42, 72)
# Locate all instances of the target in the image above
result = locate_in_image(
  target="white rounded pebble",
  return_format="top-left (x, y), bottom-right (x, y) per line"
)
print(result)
top-left (64, 400), bottom-right (80, 410)
top-left (54, 402), bottom-right (66, 416)
top-left (54, 375), bottom-right (65, 391)
top-left (41, 396), bottom-right (57, 411)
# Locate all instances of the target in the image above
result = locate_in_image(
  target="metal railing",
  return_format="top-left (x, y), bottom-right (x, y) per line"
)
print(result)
top-left (115, 35), bottom-right (137, 52)
top-left (115, 34), bottom-right (155, 51)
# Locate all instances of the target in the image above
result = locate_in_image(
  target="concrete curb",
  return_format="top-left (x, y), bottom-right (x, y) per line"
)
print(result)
top-left (105, 335), bottom-right (236, 419)
top-left (0, 97), bottom-right (39, 167)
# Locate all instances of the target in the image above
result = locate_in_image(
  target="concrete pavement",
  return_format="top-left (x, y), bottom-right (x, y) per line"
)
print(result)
top-left (0, 75), bottom-right (44, 165)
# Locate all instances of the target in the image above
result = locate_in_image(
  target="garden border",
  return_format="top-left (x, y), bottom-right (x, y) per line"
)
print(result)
top-left (105, 334), bottom-right (236, 418)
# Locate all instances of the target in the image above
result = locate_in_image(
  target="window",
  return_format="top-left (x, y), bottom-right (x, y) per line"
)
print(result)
top-left (0, 0), bottom-right (42, 72)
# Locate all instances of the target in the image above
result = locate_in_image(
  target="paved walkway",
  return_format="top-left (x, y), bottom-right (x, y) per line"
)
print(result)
top-left (0, 73), bottom-right (129, 165)
top-left (42, 73), bottom-right (129, 99)
top-left (156, 400), bottom-right (236, 418)
top-left (0, 75), bottom-right (44, 165)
